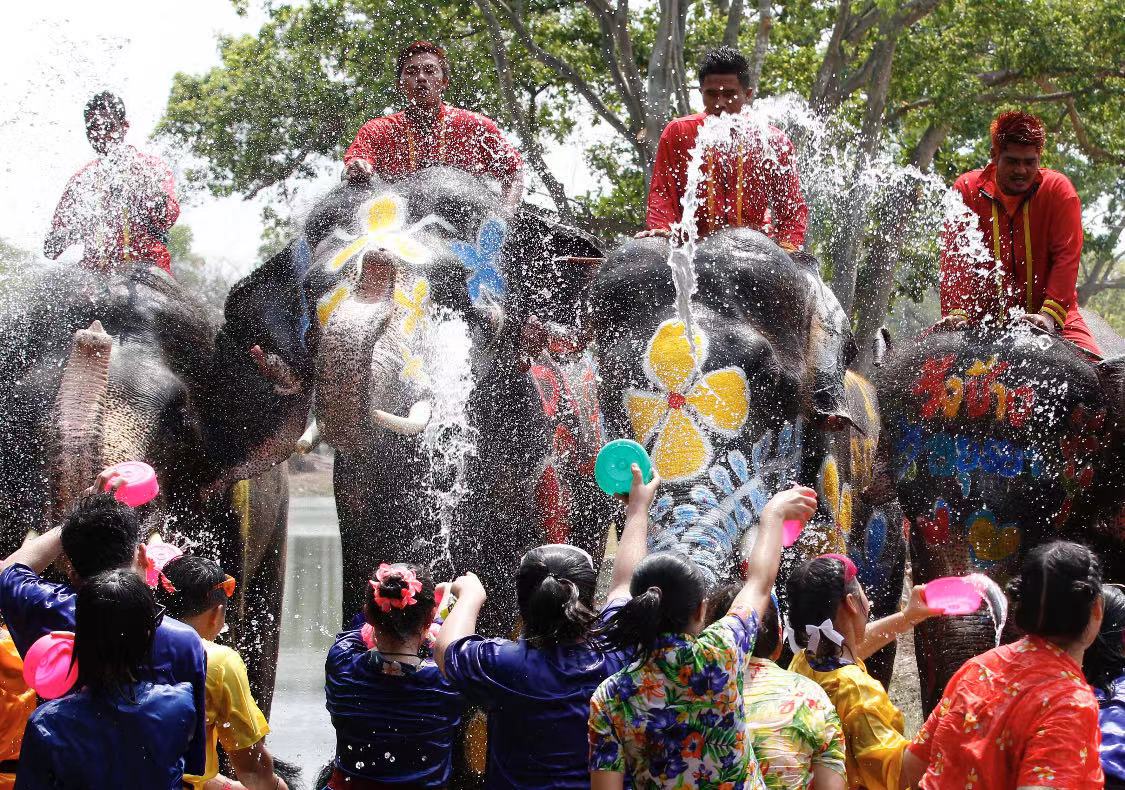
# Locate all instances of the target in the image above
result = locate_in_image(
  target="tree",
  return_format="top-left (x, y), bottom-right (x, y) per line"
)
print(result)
top-left (168, 225), bottom-right (237, 312)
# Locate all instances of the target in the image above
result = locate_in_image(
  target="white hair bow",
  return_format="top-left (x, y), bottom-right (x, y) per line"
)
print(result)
top-left (803, 619), bottom-right (845, 654)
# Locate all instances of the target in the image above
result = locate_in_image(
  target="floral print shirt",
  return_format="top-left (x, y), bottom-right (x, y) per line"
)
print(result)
top-left (588, 609), bottom-right (763, 789)
top-left (743, 657), bottom-right (845, 789)
top-left (908, 636), bottom-right (1104, 789)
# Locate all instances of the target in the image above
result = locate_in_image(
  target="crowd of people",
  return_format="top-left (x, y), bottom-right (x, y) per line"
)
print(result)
top-left (0, 20), bottom-right (1112, 790)
top-left (0, 468), bottom-right (1123, 789)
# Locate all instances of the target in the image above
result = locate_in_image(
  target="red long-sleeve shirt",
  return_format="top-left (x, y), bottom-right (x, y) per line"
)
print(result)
top-left (344, 103), bottom-right (522, 185)
top-left (645, 112), bottom-right (808, 249)
top-left (940, 164), bottom-right (1099, 355)
top-left (46, 145), bottom-right (179, 274)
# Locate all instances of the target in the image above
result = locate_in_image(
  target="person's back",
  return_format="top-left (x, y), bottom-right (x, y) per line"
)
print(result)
top-left (17, 681), bottom-right (195, 790)
top-left (1084, 585), bottom-right (1125, 788)
top-left (0, 630), bottom-right (34, 790)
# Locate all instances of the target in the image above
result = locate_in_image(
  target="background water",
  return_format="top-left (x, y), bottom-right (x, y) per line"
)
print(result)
top-left (269, 495), bottom-right (341, 783)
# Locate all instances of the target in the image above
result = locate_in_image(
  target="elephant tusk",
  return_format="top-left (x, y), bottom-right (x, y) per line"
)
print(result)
top-left (371, 399), bottom-right (432, 436)
top-left (296, 422), bottom-right (322, 454)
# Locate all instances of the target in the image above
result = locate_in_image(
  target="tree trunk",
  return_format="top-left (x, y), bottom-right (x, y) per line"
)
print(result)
top-left (853, 124), bottom-right (950, 373)
top-left (723, 0), bottom-right (745, 47)
top-left (746, 0), bottom-right (773, 95)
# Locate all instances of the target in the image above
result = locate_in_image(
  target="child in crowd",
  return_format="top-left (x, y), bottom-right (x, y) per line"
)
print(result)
top-left (15, 569), bottom-right (197, 789)
top-left (704, 587), bottom-right (845, 790)
top-left (434, 465), bottom-right (660, 789)
top-left (324, 561), bottom-right (466, 789)
top-left (1083, 584), bottom-right (1125, 789)
top-left (159, 555), bottom-right (289, 790)
top-left (0, 491), bottom-right (207, 775)
top-left (786, 554), bottom-right (938, 790)
top-left (0, 622), bottom-right (34, 790)
top-left (901, 541), bottom-right (1106, 789)
top-left (588, 485), bottom-right (817, 790)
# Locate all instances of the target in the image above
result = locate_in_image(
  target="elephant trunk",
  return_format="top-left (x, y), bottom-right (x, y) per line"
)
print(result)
top-left (315, 254), bottom-right (433, 451)
top-left (50, 321), bottom-right (113, 521)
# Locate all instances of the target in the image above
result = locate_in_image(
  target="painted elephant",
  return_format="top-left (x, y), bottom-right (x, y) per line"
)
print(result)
top-left (590, 229), bottom-right (906, 679)
top-left (874, 317), bottom-right (1125, 713)
top-left (225, 166), bottom-right (614, 634)
top-left (0, 263), bottom-right (309, 712)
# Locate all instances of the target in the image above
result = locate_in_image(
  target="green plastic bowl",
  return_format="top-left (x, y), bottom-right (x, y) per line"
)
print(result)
top-left (595, 439), bottom-right (654, 496)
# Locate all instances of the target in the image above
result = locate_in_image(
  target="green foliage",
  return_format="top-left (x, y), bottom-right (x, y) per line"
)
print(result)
top-left (168, 225), bottom-right (237, 312)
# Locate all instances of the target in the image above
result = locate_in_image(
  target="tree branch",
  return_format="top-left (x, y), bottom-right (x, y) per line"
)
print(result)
top-left (1037, 77), bottom-right (1125, 165)
top-left (723, 0), bottom-right (745, 47)
top-left (746, 0), bottom-right (773, 95)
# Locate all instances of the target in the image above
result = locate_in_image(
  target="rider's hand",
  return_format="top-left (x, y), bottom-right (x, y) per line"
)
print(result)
top-left (344, 159), bottom-right (374, 184)
top-left (932, 314), bottom-right (968, 332)
top-left (450, 572), bottom-right (486, 602)
top-left (1020, 313), bottom-right (1057, 334)
top-left (615, 464), bottom-right (661, 515)
top-left (903, 584), bottom-right (942, 626)
top-left (635, 228), bottom-right (671, 240)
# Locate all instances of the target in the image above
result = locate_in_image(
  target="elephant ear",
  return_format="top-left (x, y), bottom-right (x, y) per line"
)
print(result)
top-left (1095, 353), bottom-right (1125, 429)
top-left (222, 238), bottom-right (315, 382)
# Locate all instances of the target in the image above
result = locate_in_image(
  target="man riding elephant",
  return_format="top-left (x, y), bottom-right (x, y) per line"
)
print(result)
top-left (937, 109), bottom-right (1101, 357)
top-left (43, 92), bottom-right (181, 275)
top-left (343, 41), bottom-right (526, 218)
top-left (638, 45), bottom-right (808, 251)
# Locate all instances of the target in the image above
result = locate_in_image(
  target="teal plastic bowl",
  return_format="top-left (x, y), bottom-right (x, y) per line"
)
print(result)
top-left (595, 439), bottom-right (654, 496)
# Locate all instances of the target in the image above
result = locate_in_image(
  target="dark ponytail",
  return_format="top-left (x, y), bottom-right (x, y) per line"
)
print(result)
top-left (1006, 540), bottom-right (1101, 642)
top-left (75, 569), bottom-right (156, 698)
top-left (594, 552), bottom-right (706, 665)
top-left (785, 556), bottom-right (859, 658)
top-left (1084, 585), bottom-right (1125, 693)
top-left (517, 545), bottom-right (597, 648)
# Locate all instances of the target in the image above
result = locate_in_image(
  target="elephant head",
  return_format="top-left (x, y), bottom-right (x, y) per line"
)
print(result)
top-left (591, 229), bottom-right (895, 587)
top-left (874, 322), bottom-right (1125, 713)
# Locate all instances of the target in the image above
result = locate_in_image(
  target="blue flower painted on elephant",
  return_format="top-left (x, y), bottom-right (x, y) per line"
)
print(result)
top-left (451, 217), bottom-right (507, 304)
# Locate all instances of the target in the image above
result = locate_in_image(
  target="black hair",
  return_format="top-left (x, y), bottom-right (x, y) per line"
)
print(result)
top-left (158, 555), bottom-right (228, 619)
top-left (364, 562), bottom-right (437, 643)
top-left (785, 556), bottom-right (861, 658)
top-left (60, 493), bottom-right (141, 581)
top-left (698, 46), bottom-right (751, 89)
top-left (1007, 541), bottom-right (1102, 642)
top-left (84, 91), bottom-right (126, 123)
top-left (705, 583), bottom-right (781, 659)
top-left (517, 545), bottom-right (597, 648)
top-left (1084, 585), bottom-right (1125, 693)
top-left (593, 552), bottom-right (706, 665)
top-left (74, 569), bottom-right (156, 697)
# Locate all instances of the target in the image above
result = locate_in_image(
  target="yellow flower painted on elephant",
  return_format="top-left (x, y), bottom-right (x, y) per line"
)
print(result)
top-left (326, 193), bottom-right (432, 274)
top-left (624, 319), bottom-right (749, 482)
top-left (394, 279), bottom-right (430, 336)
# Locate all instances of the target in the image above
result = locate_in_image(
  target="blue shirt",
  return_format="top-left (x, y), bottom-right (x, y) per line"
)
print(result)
top-left (443, 600), bottom-right (629, 789)
top-left (15, 681), bottom-right (196, 790)
top-left (1097, 674), bottom-right (1125, 786)
top-left (326, 629), bottom-right (467, 787)
top-left (0, 563), bottom-right (208, 775)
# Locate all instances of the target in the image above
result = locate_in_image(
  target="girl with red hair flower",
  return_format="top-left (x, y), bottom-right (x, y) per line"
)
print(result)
top-left (324, 562), bottom-right (466, 789)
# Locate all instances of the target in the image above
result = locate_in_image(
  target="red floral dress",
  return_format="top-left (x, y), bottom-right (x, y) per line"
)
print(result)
top-left (908, 636), bottom-right (1103, 788)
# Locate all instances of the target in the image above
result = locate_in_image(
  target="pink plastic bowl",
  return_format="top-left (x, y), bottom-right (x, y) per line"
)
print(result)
top-left (103, 461), bottom-right (159, 507)
top-left (23, 631), bottom-right (78, 700)
top-left (145, 541), bottom-right (184, 589)
top-left (782, 519), bottom-right (804, 548)
top-left (923, 576), bottom-right (984, 616)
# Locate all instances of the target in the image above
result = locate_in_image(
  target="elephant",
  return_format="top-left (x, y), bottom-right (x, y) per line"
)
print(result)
top-left (224, 166), bottom-right (615, 634)
top-left (0, 263), bottom-right (309, 712)
top-left (873, 316), bottom-right (1125, 714)
top-left (590, 228), bottom-right (906, 681)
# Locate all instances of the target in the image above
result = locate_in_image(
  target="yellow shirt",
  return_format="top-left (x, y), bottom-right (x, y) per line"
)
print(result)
top-left (0, 633), bottom-right (35, 790)
top-left (789, 650), bottom-right (907, 790)
top-left (184, 641), bottom-right (270, 789)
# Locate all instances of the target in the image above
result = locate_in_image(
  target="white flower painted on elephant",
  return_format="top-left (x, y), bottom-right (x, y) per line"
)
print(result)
top-left (624, 319), bottom-right (749, 482)
top-left (326, 193), bottom-right (438, 273)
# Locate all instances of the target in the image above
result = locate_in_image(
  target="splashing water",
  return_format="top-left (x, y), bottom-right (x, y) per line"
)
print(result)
top-left (966, 572), bottom-right (1010, 647)
top-left (415, 307), bottom-right (477, 572)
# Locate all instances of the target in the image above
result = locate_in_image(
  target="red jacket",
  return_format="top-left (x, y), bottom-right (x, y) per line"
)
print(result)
top-left (645, 112), bottom-right (808, 249)
top-left (940, 164), bottom-right (1099, 355)
top-left (47, 146), bottom-right (179, 274)
top-left (344, 103), bottom-right (522, 185)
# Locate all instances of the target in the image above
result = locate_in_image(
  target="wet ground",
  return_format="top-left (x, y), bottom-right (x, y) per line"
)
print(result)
top-left (267, 492), bottom-right (924, 785)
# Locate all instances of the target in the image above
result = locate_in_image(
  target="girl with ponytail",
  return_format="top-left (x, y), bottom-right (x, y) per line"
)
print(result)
top-left (324, 560), bottom-right (466, 789)
top-left (902, 541), bottom-right (1105, 789)
top-left (588, 485), bottom-right (817, 790)
top-left (434, 465), bottom-right (660, 789)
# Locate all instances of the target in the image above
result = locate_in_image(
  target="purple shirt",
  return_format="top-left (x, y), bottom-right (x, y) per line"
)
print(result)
top-left (0, 563), bottom-right (207, 775)
top-left (443, 599), bottom-right (629, 789)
